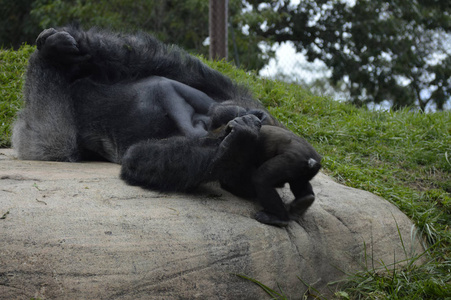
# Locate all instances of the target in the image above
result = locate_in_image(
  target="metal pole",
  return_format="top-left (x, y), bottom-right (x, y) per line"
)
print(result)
top-left (209, 0), bottom-right (228, 60)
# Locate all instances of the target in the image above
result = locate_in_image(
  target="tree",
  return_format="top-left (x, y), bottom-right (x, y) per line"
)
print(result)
top-left (0, 0), bottom-right (273, 71)
top-left (0, 0), bottom-right (40, 49)
top-left (245, 0), bottom-right (451, 110)
top-left (27, 0), bottom-right (210, 53)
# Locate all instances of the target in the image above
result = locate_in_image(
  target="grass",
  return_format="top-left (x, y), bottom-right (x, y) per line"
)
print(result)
top-left (0, 45), bottom-right (34, 148)
top-left (1, 48), bottom-right (450, 299)
top-left (329, 221), bottom-right (451, 300)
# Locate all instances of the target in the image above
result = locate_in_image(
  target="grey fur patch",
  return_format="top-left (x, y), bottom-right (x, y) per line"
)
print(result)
top-left (308, 158), bottom-right (318, 168)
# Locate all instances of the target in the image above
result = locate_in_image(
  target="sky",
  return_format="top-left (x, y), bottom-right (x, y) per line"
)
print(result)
top-left (259, 43), bottom-right (451, 111)
top-left (259, 41), bottom-right (330, 85)
top-left (256, 25), bottom-right (450, 111)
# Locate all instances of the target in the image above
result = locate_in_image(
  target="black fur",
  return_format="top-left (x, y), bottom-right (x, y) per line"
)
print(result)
top-left (13, 26), bottom-right (320, 227)
top-left (13, 25), bottom-right (270, 162)
top-left (208, 106), bottom-right (322, 227)
top-left (253, 125), bottom-right (321, 226)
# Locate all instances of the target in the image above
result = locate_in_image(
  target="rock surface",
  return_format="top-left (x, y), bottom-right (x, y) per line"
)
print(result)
top-left (0, 148), bottom-right (424, 299)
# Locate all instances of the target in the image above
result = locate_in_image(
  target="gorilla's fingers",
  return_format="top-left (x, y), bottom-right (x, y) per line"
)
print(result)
top-left (214, 115), bottom-right (261, 162)
top-left (226, 114), bottom-right (261, 131)
top-left (245, 114), bottom-right (263, 128)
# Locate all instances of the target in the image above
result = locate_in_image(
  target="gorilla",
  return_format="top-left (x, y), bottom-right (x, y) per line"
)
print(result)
top-left (204, 104), bottom-right (321, 226)
top-left (12, 26), bottom-right (320, 227)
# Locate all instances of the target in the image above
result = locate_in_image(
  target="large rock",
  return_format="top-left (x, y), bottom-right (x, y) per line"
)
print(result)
top-left (0, 148), bottom-right (424, 299)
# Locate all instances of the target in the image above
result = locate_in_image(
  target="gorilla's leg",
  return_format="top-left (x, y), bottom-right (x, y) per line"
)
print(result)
top-left (36, 28), bottom-right (90, 64)
top-left (252, 155), bottom-right (294, 227)
top-left (37, 26), bottom-right (276, 116)
top-left (12, 49), bottom-right (81, 161)
top-left (36, 26), bottom-right (240, 102)
top-left (120, 137), bottom-right (219, 192)
top-left (288, 156), bottom-right (321, 215)
top-left (134, 77), bottom-right (216, 137)
top-left (288, 180), bottom-right (315, 215)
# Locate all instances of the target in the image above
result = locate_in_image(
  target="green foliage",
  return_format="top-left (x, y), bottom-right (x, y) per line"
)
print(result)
top-left (1, 0), bottom-right (449, 111)
top-left (338, 257), bottom-right (451, 299)
top-left (28, 0), bottom-right (209, 50)
top-left (0, 0), bottom-right (212, 55)
top-left (1, 47), bottom-right (450, 299)
top-left (0, 45), bottom-right (34, 147)
top-left (29, 0), bottom-right (123, 30)
top-left (246, 0), bottom-right (451, 111)
top-left (0, 0), bottom-right (273, 71)
top-left (0, 0), bottom-right (40, 48)
top-left (236, 274), bottom-right (289, 299)
top-left (228, 0), bottom-right (274, 70)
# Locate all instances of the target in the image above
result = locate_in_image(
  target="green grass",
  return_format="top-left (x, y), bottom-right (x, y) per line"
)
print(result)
top-left (209, 59), bottom-right (451, 299)
top-left (0, 45), bottom-right (34, 147)
top-left (1, 48), bottom-right (450, 299)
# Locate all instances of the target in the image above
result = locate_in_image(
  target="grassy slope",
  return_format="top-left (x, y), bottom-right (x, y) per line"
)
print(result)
top-left (212, 60), bottom-right (451, 299)
top-left (1, 47), bottom-right (450, 299)
top-left (0, 46), bottom-right (34, 147)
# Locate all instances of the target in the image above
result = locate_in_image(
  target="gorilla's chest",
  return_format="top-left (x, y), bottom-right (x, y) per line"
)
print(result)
top-left (71, 78), bottom-right (180, 160)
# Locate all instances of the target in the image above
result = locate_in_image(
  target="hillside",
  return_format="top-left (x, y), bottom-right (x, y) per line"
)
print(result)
top-left (1, 46), bottom-right (450, 299)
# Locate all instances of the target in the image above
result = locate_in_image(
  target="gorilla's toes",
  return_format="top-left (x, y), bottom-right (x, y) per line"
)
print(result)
top-left (36, 28), bottom-right (58, 50)
top-left (37, 29), bottom-right (91, 64)
top-left (47, 32), bottom-right (79, 53)
top-left (255, 211), bottom-right (289, 227)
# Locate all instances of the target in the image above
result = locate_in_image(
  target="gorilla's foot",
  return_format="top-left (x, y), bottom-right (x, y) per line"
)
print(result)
top-left (36, 28), bottom-right (89, 64)
top-left (255, 211), bottom-right (290, 227)
top-left (36, 28), bottom-right (58, 50)
top-left (289, 194), bottom-right (315, 215)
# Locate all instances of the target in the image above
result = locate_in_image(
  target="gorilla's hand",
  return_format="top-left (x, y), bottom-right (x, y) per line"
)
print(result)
top-left (216, 114), bottom-right (261, 159)
top-left (225, 114), bottom-right (261, 140)
top-left (36, 28), bottom-right (90, 64)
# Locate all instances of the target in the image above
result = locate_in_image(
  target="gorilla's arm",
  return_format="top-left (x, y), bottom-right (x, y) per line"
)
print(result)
top-left (12, 35), bottom-right (81, 161)
top-left (120, 115), bottom-right (262, 192)
top-left (210, 115), bottom-right (262, 198)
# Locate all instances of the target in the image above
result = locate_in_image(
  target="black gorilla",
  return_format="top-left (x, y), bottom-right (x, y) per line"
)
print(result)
top-left (253, 125), bottom-right (321, 226)
top-left (206, 104), bottom-right (321, 227)
top-left (13, 26), bottom-right (320, 227)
